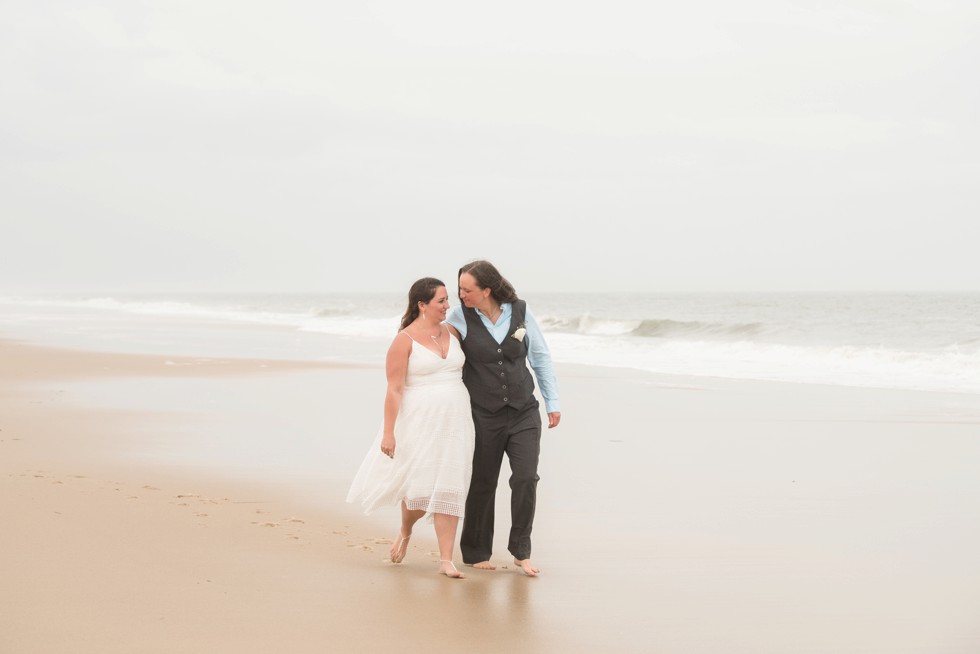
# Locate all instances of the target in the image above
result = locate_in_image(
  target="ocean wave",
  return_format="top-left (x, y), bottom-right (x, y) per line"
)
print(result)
top-left (312, 304), bottom-right (358, 317)
top-left (298, 315), bottom-right (400, 339)
top-left (4, 293), bottom-right (978, 394)
top-left (0, 294), bottom-right (402, 339)
top-left (2, 296), bottom-right (245, 320)
top-left (541, 313), bottom-right (767, 340)
top-left (629, 318), bottom-right (766, 339)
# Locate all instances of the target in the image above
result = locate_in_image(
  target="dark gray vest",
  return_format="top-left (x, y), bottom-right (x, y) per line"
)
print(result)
top-left (460, 300), bottom-right (535, 412)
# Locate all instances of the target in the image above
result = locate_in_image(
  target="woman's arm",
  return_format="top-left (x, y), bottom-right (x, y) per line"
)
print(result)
top-left (524, 304), bottom-right (562, 427)
top-left (447, 323), bottom-right (462, 342)
top-left (381, 333), bottom-right (411, 457)
top-left (446, 305), bottom-right (467, 339)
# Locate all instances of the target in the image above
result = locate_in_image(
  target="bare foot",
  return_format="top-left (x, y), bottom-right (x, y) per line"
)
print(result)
top-left (514, 558), bottom-right (540, 576)
top-left (389, 532), bottom-right (411, 563)
top-left (439, 560), bottom-right (465, 579)
top-left (468, 560), bottom-right (496, 570)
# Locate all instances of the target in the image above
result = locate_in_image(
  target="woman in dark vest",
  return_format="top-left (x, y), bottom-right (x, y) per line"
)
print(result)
top-left (446, 260), bottom-right (561, 576)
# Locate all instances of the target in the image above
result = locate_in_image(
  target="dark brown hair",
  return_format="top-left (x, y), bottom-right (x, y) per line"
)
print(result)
top-left (458, 260), bottom-right (519, 304)
top-left (399, 277), bottom-right (445, 331)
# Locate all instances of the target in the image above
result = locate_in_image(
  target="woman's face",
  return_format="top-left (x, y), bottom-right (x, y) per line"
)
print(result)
top-left (457, 272), bottom-right (489, 308)
top-left (420, 286), bottom-right (450, 321)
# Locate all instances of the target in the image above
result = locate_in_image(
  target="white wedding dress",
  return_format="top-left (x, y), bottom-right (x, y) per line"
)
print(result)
top-left (347, 332), bottom-right (475, 521)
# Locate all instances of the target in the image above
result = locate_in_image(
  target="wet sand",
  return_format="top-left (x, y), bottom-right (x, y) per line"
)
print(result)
top-left (3, 338), bottom-right (980, 653)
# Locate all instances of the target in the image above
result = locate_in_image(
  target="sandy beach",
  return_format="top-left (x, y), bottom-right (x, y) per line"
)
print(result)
top-left (6, 0), bottom-right (977, 649)
top-left (3, 337), bottom-right (980, 653)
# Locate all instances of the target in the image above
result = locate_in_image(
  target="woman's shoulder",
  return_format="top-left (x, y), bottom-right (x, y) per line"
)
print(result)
top-left (510, 298), bottom-right (530, 315)
top-left (389, 330), bottom-right (414, 351)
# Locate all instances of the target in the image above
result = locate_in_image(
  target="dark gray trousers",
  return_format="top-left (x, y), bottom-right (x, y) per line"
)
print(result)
top-left (460, 400), bottom-right (542, 563)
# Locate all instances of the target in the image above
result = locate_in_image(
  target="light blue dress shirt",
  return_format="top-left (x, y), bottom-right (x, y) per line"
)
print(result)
top-left (447, 302), bottom-right (561, 414)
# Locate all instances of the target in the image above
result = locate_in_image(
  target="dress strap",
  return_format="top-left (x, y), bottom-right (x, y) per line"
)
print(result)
top-left (401, 325), bottom-right (445, 343)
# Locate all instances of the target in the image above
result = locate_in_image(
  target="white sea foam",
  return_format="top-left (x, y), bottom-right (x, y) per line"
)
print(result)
top-left (0, 294), bottom-right (400, 337)
top-left (297, 315), bottom-right (400, 339)
top-left (546, 333), bottom-right (980, 394)
top-left (555, 313), bottom-right (769, 339)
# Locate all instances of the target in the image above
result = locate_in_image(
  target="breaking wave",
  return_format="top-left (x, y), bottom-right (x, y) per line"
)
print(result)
top-left (540, 314), bottom-right (768, 340)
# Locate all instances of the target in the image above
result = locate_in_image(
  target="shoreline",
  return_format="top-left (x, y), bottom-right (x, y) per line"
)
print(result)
top-left (3, 294), bottom-right (978, 397)
top-left (3, 337), bottom-right (980, 653)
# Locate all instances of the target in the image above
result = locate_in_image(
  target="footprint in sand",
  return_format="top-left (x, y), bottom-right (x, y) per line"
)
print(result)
top-left (142, 485), bottom-right (160, 491)
top-left (260, 522), bottom-right (279, 528)
top-left (286, 517), bottom-right (305, 524)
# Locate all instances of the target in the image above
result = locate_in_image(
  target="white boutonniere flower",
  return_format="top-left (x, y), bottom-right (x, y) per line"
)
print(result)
top-left (511, 321), bottom-right (527, 341)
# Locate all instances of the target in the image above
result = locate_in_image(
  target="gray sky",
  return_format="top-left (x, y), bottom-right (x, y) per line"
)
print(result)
top-left (2, 0), bottom-right (978, 293)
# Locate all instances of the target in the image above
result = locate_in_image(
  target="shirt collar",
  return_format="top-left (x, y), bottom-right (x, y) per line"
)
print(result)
top-left (476, 302), bottom-right (512, 321)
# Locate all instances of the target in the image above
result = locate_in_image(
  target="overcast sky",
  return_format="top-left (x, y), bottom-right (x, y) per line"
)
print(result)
top-left (2, 1), bottom-right (978, 293)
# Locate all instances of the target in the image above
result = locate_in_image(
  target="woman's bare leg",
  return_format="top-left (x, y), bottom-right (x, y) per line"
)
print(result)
top-left (391, 500), bottom-right (424, 563)
top-left (434, 513), bottom-right (464, 578)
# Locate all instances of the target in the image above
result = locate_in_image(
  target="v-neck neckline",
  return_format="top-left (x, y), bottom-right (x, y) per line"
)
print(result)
top-left (479, 303), bottom-right (508, 326)
top-left (404, 329), bottom-right (449, 360)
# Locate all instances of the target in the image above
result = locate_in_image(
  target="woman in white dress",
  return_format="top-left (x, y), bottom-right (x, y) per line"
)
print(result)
top-left (347, 278), bottom-right (475, 578)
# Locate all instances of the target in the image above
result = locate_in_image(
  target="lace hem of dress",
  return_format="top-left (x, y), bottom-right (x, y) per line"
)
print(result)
top-left (405, 494), bottom-right (465, 518)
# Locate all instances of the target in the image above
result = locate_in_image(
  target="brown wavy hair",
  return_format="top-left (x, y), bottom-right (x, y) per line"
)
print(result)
top-left (399, 277), bottom-right (445, 331)
top-left (457, 260), bottom-right (519, 304)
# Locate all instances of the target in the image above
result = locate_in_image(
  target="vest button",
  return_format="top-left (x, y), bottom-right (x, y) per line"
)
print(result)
top-left (500, 372), bottom-right (505, 377)
top-left (497, 361), bottom-right (503, 365)
top-left (497, 348), bottom-right (502, 353)
top-left (503, 397), bottom-right (509, 402)
top-left (502, 385), bottom-right (507, 390)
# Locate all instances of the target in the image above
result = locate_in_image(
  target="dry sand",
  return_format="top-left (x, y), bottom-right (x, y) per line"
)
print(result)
top-left (3, 338), bottom-right (980, 653)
